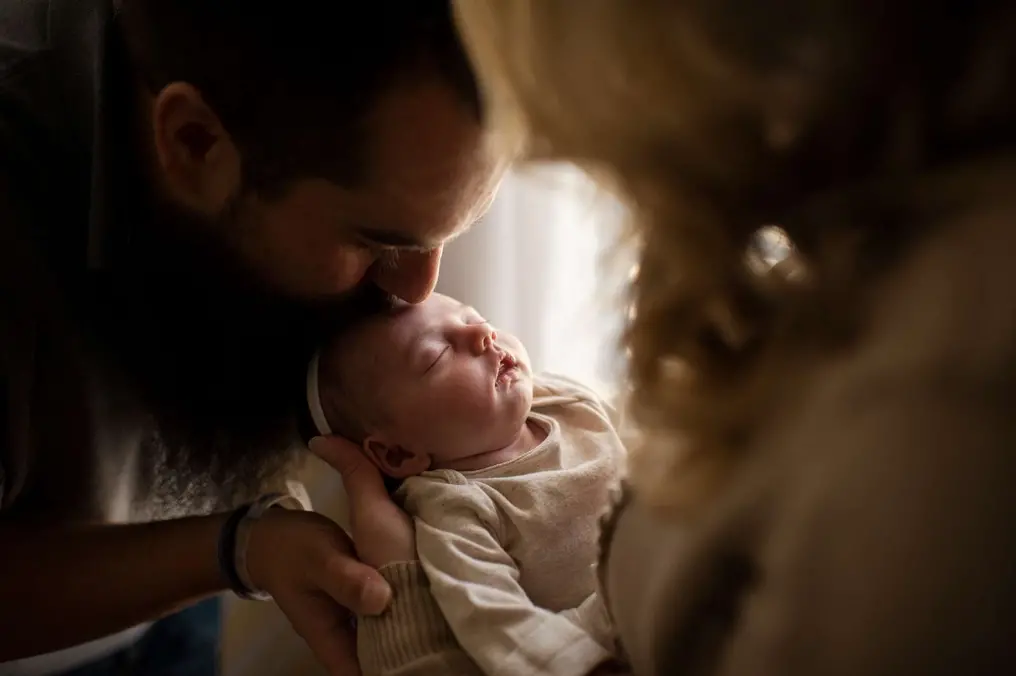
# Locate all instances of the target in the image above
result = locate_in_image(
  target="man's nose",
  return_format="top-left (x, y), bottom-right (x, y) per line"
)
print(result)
top-left (372, 247), bottom-right (443, 304)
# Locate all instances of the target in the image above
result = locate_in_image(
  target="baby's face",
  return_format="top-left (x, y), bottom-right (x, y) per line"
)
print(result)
top-left (336, 293), bottom-right (533, 466)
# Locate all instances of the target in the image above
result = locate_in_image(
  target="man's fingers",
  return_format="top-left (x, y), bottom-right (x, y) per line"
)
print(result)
top-left (310, 435), bottom-right (388, 505)
top-left (276, 592), bottom-right (362, 676)
top-left (308, 435), bottom-right (364, 476)
top-left (319, 548), bottom-right (392, 616)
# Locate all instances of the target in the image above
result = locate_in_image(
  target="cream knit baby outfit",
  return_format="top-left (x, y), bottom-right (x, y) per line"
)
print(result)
top-left (357, 374), bottom-right (626, 676)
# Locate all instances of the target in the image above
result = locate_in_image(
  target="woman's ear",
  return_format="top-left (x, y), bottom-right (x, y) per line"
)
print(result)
top-left (362, 436), bottom-right (431, 479)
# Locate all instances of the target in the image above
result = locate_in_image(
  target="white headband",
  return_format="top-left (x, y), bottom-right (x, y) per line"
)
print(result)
top-left (306, 351), bottom-right (333, 437)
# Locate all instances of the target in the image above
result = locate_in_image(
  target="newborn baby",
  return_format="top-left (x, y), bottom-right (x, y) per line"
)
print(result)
top-left (306, 293), bottom-right (626, 676)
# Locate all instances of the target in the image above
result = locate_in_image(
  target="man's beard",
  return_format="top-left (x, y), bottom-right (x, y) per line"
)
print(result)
top-left (96, 189), bottom-right (386, 510)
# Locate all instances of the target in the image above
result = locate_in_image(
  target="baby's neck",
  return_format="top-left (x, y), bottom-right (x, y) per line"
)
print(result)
top-left (434, 419), bottom-right (546, 472)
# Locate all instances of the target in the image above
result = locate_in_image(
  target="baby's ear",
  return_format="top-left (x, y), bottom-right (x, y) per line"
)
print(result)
top-left (362, 437), bottom-right (430, 479)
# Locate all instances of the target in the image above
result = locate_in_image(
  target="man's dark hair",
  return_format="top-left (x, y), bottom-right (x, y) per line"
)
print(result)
top-left (116, 0), bottom-right (481, 193)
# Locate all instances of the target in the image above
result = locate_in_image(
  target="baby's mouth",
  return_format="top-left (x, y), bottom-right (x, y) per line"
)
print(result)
top-left (496, 351), bottom-right (519, 386)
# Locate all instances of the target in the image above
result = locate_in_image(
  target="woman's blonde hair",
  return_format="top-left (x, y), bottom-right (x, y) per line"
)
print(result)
top-left (454, 0), bottom-right (1016, 511)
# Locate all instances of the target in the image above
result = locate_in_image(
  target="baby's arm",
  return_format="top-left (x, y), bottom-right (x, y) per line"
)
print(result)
top-left (409, 478), bottom-right (616, 676)
top-left (357, 568), bottom-right (621, 676)
top-left (357, 562), bottom-right (482, 676)
top-left (561, 593), bottom-right (614, 651)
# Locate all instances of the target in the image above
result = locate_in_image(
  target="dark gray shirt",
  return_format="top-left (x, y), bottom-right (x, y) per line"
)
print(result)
top-left (0, 1), bottom-right (168, 670)
top-left (0, 0), bottom-right (159, 523)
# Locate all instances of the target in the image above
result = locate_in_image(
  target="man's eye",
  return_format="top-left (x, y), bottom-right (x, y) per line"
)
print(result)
top-left (376, 249), bottom-right (400, 271)
top-left (351, 236), bottom-right (387, 253)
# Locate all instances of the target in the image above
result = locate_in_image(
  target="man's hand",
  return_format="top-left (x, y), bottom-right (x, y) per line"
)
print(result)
top-left (310, 435), bottom-right (417, 567)
top-left (244, 503), bottom-right (391, 675)
top-left (243, 436), bottom-right (414, 675)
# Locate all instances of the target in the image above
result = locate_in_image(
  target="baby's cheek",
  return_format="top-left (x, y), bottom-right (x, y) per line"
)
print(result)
top-left (413, 397), bottom-right (445, 424)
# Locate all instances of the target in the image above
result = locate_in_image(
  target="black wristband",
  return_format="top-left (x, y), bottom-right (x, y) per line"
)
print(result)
top-left (217, 503), bottom-right (255, 598)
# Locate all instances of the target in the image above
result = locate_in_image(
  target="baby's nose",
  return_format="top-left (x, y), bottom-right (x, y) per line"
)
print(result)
top-left (471, 325), bottom-right (496, 354)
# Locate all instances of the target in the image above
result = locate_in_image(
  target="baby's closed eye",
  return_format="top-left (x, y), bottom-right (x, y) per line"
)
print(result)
top-left (424, 345), bottom-right (449, 373)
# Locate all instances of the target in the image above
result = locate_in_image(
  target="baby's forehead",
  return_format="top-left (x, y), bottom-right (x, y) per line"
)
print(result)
top-left (377, 299), bottom-right (451, 339)
top-left (341, 305), bottom-right (421, 357)
top-left (324, 321), bottom-right (393, 385)
top-left (342, 295), bottom-right (469, 352)
top-left (388, 294), bottom-right (464, 327)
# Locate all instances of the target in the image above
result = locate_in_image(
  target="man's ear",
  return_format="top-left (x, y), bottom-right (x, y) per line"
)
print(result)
top-left (150, 82), bottom-right (242, 215)
top-left (362, 436), bottom-right (431, 479)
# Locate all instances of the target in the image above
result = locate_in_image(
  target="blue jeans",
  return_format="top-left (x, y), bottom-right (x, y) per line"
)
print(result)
top-left (63, 597), bottom-right (222, 676)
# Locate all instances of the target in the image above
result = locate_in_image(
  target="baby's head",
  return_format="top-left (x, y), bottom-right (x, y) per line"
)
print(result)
top-left (310, 293), bottom-right (533, 477)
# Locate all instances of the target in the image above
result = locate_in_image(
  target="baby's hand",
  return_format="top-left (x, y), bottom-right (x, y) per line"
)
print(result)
top-left (311, 435), bottom-right (417, 568)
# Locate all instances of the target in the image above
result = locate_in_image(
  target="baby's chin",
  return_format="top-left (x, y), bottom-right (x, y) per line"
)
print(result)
top-left (474, 408), bottom-right (533, 451)
top-left (501, 379), bottom-right (533, 418)
top-left (433, 417), bottom-right (535, 472)
top-left (504, 402), bottom-right (535, 440)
